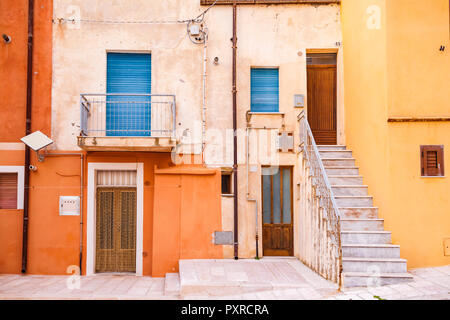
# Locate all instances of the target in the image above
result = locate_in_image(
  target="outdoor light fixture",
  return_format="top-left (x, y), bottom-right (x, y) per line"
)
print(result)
top-left (2, 34), bottom-right (11, 44)
top-left (21, 131), bottom-right (54, 162)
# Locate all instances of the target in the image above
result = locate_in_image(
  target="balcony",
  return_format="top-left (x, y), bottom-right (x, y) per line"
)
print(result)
top-left (78, 94), bottom-right (176, 152)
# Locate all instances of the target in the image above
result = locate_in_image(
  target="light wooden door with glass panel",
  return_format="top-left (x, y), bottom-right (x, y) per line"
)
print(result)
top-left (96, 187), bottom-right (136, 273)
top-left (262, 167), bottom-right (293, 256)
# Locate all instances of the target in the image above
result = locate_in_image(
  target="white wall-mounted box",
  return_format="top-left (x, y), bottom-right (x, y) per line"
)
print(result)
top-left (59, 196), bottom-right (80, 216)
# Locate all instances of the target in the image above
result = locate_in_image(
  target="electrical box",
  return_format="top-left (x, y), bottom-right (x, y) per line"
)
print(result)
top-left (189, 24), bottom-right (200, 36)
top-left (214, 231), bottom-right (233, 245)
top-left (59, 196), bottom-right (80, 216)
top-left (444, 238), bottom-right (450, 256)
top-left (294, 94), bottom-right (305, 108)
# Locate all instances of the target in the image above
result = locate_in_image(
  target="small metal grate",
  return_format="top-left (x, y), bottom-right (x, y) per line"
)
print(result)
top-left (96, 188), bottom-right (136, 273)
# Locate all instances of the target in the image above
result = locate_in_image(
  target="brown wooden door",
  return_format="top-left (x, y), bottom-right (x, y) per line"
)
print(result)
top-left (262, 167), bottom-right (293, 256)
top-left (96, 187), bottom-right (136, 273)
top-left (307, 64), bottom-right (337, 145)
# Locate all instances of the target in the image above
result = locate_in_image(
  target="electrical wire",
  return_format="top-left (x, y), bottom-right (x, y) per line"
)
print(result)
top-left (54, 0), bottom-right (220, 26)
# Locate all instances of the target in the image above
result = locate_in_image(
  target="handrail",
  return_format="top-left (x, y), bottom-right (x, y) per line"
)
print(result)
top-left (79, 93), bottom-right (176, 138)
top-left (298, 110), bottom-right (342, 286)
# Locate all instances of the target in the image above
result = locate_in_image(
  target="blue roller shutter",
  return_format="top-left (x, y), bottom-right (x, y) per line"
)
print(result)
top-left (251, 68), bottom-right (279, 112)
top-left (106, 52), bottom-right (151, 136)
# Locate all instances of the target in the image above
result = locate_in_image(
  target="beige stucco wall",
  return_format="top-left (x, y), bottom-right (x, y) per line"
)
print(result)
top-left (51, 0), bottom-right (342, 258)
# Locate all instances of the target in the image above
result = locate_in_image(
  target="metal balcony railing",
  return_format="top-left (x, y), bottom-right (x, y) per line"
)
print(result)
top-left (298, 111), bottom-right (343, 286)
top-left (80, 94), bottom-right (176, 138)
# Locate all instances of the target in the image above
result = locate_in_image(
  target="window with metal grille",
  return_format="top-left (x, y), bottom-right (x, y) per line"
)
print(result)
top-left (0, 173), bottom-right (18, 209)
top-left (421, 145), bottom-right (445, 177)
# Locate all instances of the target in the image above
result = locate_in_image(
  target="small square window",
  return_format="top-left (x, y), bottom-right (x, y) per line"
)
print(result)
top-left (221, 172), bottom-right (232, 195)
top-left (421, 145), bottom-right (445, 177)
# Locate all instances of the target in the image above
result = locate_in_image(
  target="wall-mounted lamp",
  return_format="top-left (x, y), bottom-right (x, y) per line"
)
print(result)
top-left (2, 34), bottom-right (11, 44)
top-left (213, 57), bottom-right (219, 65)
top-left (439, 45), bottom-right (445, 52)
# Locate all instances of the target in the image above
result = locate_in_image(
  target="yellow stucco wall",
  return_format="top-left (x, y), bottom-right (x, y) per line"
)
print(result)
top-left (342, 0), bottom-right (450, 268)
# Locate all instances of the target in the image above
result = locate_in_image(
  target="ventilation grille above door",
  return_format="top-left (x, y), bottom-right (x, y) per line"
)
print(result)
top-left (97, 170), bottom-right (137, 187)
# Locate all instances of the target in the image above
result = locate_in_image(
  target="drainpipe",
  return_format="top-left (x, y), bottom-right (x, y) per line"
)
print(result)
top-left (22, 0), bottom-right (35, 274)
top-left (232, 0), bottom-right (239, 260)
top-left (201, 28), bottom-right (208, 161)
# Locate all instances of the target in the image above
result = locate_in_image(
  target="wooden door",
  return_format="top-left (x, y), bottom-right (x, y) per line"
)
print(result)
top-left (262, 167), bottom-right (293, 256)
top-left (307, 64), bottom-right (337, 145)
top-left (96, 187), bottom-right (136, 273)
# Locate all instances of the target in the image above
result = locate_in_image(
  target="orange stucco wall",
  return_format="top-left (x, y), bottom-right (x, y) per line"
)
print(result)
top-left (0, 0), bottom-right (53, 274)
top-left (0, 0), bottom-right (52, 142)
top-left (86, 152), bottom-right (174, 276)
top-left (5, 150), bottom-right (222, 276)
top-left (152, 167), bottom-right (223, 277)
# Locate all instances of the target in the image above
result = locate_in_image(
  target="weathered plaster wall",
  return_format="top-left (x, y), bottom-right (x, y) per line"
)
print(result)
top-left (52, 0), bottom-right (207, 151)
top-left (52, 0), bottom-right (341, 260)
top-left (205, 4), bottom-right (342, 258)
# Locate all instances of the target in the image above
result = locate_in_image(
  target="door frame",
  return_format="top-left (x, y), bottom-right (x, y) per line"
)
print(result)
top-left (306, 48), bottom-right (344, 145)
top-left (86, 162), bottom-right (144, 276)
top-left (261, 166), bottom-right (294, 257)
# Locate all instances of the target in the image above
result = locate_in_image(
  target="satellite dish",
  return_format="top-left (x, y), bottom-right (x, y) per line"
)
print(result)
top-left (21, 131), bottom-right (53, 151)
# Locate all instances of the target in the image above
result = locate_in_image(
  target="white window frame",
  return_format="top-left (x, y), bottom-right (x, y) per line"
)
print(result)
top-left (0, 166), bottom-right (25, 210)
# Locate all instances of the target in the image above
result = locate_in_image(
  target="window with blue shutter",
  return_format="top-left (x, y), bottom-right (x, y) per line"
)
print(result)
top-left (106, 53), bottom-right (152, 136)
top-left (251, 68), bottom-right (279, 113)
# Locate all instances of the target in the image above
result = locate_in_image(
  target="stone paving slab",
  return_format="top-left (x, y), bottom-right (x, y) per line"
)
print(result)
top-left (0, 262), bottom-right (448, 300)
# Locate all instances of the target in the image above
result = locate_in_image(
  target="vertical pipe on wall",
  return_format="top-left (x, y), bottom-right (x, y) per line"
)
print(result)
top-left (22, 0), bottom-right (35, 273)
top-left (232, 0), bottom-right (239, 260)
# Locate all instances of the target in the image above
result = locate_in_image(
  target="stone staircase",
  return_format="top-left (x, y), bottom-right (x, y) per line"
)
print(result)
top-left (318, 145), bottom-right (413, 288)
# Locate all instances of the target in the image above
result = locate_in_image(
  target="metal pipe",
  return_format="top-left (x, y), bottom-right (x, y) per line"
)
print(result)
top-left (38, 152), bottom-right (85, 274)
top-left (22, 0), bottom-right (35, 274)
top-left (232, 0), bottom-right (239, 260)
top-left (201, 28), bottom-right (208, 160)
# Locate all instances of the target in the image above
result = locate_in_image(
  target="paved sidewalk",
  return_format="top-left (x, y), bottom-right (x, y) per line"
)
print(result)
top-left (0, 261), bottom-right (448, 300)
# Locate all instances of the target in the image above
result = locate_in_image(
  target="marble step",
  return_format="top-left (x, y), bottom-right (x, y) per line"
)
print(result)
top-left (339, 207), bottom-right (379, 219)
top-left (341, 230), bottom-right (391, 244)
top-left (342, 272), bottom-right (413, 288)
top-left (342, 257), bottom-right (407, 273)
top-left (328, 175), bottom-right (364, 185)
top-left (342, 244), bottom-right (401, 259)
top-left (325, 166), bottom-right (360, 176)
top-left (335, 196), bottom-right (373, 207)
top-left (322, 158), bottom-right (356, 167)
top-left (332, 185), bottom-right (368, 196)
top-left (319, 150), bottom-right (353, 159)
top-left (317, 145), bottom-right (347, 150)
top-left (164, 273), bottom-right (180, 296)
top-left (341, 218), bottom-right (384, 231)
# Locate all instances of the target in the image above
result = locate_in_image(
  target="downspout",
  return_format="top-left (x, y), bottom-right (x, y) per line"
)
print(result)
top-left (22, 0), bottom-right (35, 273)
top-left (201, 28), bottom-right (208, 162)
top-left (232, 0), bottom-right (239, 260)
